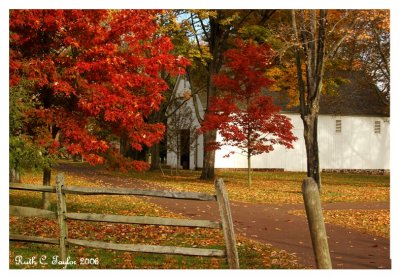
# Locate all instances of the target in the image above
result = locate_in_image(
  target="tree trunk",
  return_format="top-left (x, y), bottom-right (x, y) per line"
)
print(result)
top-left (175, 129), bottom-right (180, 175)
top-left (120, 132), bottom-right (130, 157)
top-left (200, 65), bottom-right (218, 180)
top-left (150, 143), bottom-right (160, 171)
top-left (42, 167), bottom-right (51, 210)
top-left (200, 14), bottom-right (225, 181)
top-left (292, 9), bottom-right (327, 190)
top-left (247, 152), bottom-right (252, 187)
top-left (10, 168), bottom-right (21, 183)
top-left (200, 130), bottom-right (216, 180)
top-left (303, 115), bottom-right (321, 188)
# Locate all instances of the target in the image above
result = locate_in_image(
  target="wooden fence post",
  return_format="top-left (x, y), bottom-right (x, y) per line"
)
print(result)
top-left (302, 177), bottom-right (332, 269)
top-left (56, 173), bottom-right (68, 263)
top-left (215, 178), bottom-right (239, 269)
top-left (42, 167), bottom-right (51, 210)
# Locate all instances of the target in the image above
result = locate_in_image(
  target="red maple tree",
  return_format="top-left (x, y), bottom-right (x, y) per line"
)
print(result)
top-left (10, 10), bottom-right (189, 171)
top-left (200, 39), bottom-right (297, 186)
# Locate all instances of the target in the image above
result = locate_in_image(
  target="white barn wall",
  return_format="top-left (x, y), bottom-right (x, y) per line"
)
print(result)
top-left (166, 76), bottom-right (390, 171)
top-left (167, 112), bottom-right (390, 171)
top-left (213, 114), bottom-right (390, 171)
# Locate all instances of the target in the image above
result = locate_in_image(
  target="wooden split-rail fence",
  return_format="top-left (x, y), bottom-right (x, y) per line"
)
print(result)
top-left (9, 174), bottom-right (239, 268)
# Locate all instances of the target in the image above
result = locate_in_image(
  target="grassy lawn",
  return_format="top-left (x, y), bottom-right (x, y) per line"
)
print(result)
top-left (9, 170), bottom-right (301, 269)
top-left (289, 209), bottom-right (390, 239)
top-left (113, 168), bottom-right (390, 204)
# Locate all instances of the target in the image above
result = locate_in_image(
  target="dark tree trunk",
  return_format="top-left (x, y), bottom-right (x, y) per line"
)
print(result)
top-left (198, 11), bottom-right (275, 180)
top-left (200, 64), bottom-right (218, 180)
top-left (247, 151), bottom-right (252, 187)
top-left (10, 168), bottom-right (21, 183)
top-left (200, 15), bottom-right (222, 180)
top-left (292, 9), bottom-right (327, 189)
top-left (42, 167), bottom-right (51, 210)
top-left (292, 10), bottom-right (330, 269)
top-left (150, 143), bottom-right (160, 170)
top-left (200, 131), bottom-right (216, 180)
top-left (120, 132), bottom-right (130, 157)
top-left (303, 115), bottom-right (321, 187)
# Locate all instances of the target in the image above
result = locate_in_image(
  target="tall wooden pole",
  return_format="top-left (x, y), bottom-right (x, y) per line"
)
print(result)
top-left (42, 167), bottom-right (51, 210)
top-left (56, 173), bottom-right (68, 263)
top-left (215, 178), bottom-right (239, 269)
top-left (302, 177), bottom-right (332, 269)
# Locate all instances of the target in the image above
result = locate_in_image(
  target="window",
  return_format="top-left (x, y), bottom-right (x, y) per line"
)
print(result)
top-left (335, 119), bottom-right (342, 134)
top-left (374, 120), bottom-right (381, 134)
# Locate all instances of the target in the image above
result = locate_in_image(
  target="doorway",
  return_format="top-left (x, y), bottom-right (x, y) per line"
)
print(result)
top-left (180, 129), bottom-right (190, 170)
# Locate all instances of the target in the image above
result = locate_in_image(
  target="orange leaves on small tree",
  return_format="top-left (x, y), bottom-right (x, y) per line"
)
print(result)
top-left (199, 39), bottom-right (297, 186)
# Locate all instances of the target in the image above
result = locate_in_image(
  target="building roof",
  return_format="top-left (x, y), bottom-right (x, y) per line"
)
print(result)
top-left (267, 71), bottom-right (390, 117)
top-left (182, 70), bottom-right (390, 117)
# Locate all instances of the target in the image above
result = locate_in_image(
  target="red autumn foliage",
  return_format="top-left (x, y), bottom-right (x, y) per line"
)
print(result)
top-left (199, 39), bottom-right (297, 158)
top-left (10, 10), bottom-right (190, 169)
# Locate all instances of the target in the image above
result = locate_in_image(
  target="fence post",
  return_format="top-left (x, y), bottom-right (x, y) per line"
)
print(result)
top-left (302, 177), bottom-right (332, 269)
top-left (56, 173), bottom-right (68, 263)
top-left (42, 167), bottom-right (51, 210)
top-left (215, 178), bottom-right (239, 269)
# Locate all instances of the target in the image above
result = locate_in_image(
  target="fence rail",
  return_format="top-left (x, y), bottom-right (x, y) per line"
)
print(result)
top-left (10, 183), bottom-right (217, 201)
top-left (10, 205), bottom-right (57, 219)
top-left (65, 212), bottom-right (221, 229)
top-left (67, 238), bottom-right (226, 257)
top-left (9, 173), bottom-right (239, 268)
top-left (10, 234), bottom-right (59, 245)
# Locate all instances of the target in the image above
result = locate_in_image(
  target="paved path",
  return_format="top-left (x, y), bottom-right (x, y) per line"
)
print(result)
top-left (145, 197), bottom-right (390, 269)
top-left (56, 163), bottom-right (391, 269)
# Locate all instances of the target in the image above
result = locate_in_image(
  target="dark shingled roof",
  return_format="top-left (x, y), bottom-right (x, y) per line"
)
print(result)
top-left (267, 71), bottom-right (390, 117)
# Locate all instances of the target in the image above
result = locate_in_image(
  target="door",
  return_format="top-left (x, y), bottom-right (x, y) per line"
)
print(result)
top-left (180, 129), bottom-right (190, 170)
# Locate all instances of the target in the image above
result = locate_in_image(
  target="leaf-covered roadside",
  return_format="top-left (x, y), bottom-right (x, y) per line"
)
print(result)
top-left (107, 168), bottom-right (389, 204)
top-left (9, 171), bottom-right (302, 269)
top-left (289, 209), bottom-right (390, 239)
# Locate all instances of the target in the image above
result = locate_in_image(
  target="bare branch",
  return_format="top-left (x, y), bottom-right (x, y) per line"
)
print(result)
top-left (190, 13), bottom-right (204, 57)
top-left (198, 17), bottom-right (210, 42)
top-left (187, 71), bottom-right (205, 123)
top-left (373, 28), bottom-right (390, 78)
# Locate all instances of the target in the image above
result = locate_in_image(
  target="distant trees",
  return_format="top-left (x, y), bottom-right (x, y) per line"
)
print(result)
top-left (335, 10), bottom-right (390, 104)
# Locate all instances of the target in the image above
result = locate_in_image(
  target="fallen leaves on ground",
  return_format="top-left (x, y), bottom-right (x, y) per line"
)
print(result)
top-left (10, 168), bottom-right (302, 269)
top-left (289, 209), bottom-right (390, 239)
top-left (113, 168), bottom-right (389, 204)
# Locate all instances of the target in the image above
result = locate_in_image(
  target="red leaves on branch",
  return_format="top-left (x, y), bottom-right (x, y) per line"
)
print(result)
top-left (199, 39), bottom-right (297, 157)
top-left (10, 10), bottom-right (190, 170)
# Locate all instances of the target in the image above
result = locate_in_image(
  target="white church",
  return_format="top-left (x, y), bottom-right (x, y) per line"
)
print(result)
top-left (166, 71), bottom-right (390, 173)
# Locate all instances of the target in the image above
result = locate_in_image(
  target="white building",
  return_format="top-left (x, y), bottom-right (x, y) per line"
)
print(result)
top-left (166, 71), bottom-right (390, 173)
